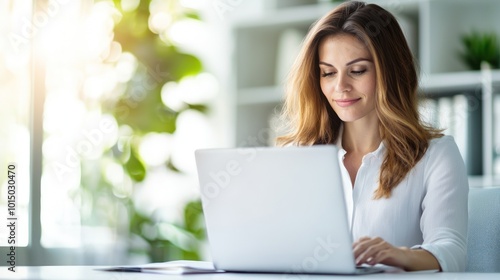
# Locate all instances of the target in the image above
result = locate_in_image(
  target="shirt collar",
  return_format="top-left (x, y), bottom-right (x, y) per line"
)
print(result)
top-left (335, 124), bottom-right (385, 159)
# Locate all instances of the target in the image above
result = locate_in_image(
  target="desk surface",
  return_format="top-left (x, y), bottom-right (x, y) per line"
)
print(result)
top-left (0, 266), bottom-right (499, 280)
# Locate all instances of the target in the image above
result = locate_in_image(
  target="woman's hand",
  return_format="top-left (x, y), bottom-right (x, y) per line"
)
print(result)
top-left (353, 237), bottom-right (408, 268)
top-left (352, 237), bottom-right (441, 271)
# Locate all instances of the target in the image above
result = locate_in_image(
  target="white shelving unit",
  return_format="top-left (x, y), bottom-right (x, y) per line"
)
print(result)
top-left (225, 0), bottom-right (500, 175)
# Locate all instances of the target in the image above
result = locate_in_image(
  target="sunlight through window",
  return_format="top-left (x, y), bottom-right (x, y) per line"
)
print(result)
top-left (0, 0), bottom-right (32, 247)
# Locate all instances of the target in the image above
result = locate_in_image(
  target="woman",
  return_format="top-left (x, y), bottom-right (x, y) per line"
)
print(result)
top-left (277, 1), bottom-right (468, 272)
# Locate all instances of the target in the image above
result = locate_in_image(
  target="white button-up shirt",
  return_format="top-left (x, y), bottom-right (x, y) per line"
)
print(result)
top-left (336, 134), bottom-right (469, 272)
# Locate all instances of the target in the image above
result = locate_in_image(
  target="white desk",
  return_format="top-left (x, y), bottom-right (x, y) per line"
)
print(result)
top-left (0, 266), bottom-right (499, 280)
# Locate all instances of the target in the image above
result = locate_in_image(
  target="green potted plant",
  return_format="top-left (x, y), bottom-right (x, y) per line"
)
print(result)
top-left (459, 31), bottom-right (500, 70)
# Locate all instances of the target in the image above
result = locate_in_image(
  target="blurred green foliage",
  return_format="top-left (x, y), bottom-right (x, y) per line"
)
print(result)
top-left (460, 31), bottom-right (500, 70)
top-left (96, 0), bottom-right (207, 262)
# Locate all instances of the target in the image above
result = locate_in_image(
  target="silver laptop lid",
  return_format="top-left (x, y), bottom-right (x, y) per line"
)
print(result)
top-left (195, 145), bottom-right (357, 274)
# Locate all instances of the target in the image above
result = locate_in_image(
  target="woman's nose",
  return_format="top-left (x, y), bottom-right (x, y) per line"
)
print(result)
top-left (335, 74), bottom-right (352, 93)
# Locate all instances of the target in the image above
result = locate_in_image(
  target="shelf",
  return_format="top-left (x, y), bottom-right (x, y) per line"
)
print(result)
top-left (227, 0), bottom-right (500, 173)
top-left (231, 0), bottom-right (420, 30)
top-left (235, 70), bottom-right (500, 105)
top-left (420, 0), bottom-right (500, 74)
top-left (230, 3), bottom-right (336, 29)
top-left (420, 70), bottom-right (500, 95)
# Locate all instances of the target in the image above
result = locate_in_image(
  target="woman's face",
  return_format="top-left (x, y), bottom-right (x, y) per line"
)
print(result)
top-left (318, 34), bottom-right (377, 124)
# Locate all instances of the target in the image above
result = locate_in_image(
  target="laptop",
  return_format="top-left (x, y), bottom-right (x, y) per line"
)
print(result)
top-left (194, 145), bottom-right (383, 275)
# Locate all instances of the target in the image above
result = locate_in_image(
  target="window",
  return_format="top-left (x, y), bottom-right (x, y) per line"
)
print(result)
top-left (1, 0), bottom-right (217, 265)
top-left (0, 0), bottom-right (32, 248)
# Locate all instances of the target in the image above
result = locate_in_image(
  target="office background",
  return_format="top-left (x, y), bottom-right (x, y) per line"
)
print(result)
top-left (0, 0), bottom-right (499, 266)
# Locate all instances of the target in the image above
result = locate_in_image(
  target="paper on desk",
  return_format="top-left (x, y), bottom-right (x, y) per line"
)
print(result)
top-left (99, 260), bottom-right (225, 275)
top-left (374, 264), bottom-right (439, 273)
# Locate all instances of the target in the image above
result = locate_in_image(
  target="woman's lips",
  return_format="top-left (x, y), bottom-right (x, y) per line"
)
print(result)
top-left (334, 98), bottom-right (361, 107)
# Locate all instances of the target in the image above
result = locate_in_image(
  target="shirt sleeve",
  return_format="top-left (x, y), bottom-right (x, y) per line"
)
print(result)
top-left (412, 136), bottom-right (469, 272)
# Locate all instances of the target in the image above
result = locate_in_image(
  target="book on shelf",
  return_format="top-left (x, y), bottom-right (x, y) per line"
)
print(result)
top-left (419, 95), bottom-right (469, 167)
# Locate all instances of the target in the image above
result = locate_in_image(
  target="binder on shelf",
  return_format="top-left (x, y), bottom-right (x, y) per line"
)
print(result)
top-left (418, 97), bottom-right (438, 127)
top-left (494, 95), bottom-right (500, 174)
top-left (452, 94), bottom-right (469, 164)
top-left (437, 97), bottom-right (453, 136)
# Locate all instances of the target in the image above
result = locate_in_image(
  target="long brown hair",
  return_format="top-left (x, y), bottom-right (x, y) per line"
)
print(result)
top-left (276, 1), bottom-right (442, 198)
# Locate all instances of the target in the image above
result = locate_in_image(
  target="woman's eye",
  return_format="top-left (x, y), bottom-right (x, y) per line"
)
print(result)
top-left (321, 72), bottom-right (334, 77)
top-left (351, 69), bottom-right (366, 75)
